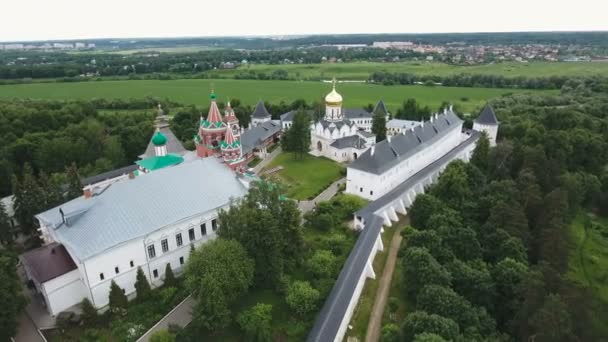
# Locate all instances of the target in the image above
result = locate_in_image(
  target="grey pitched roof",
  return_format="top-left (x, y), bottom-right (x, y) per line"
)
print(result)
top-left (330, 135), bottom-right (367, 149)
top-left (373, 100), bottom-right (389, 115)
top-left (309, 130), bottom-right (481, 342)
top-left (349, 111), bottom-right (463, 175)
top-left (140, 125), bottom-right (187, 159)
top-left (82, 165), bottom-right (139, 186)
top-left (474, 104), bottom-right (498, 125)
top-left (280, 109), bottom-right (314, 122)
top-left (357, 130), bottom-right (375, 138)
top-left (307, 213), bottom-right (384, 342)
top-left (319, 119), bottom-right (355, 132)
top-left (241, 120), bottom-right (281, 155)
top-left (386, 119), bottom-right (419, 130)
top-left (343, 108), bottom-right (373, 119)
top-left (252, 101), bottom-right (271, 118)
top-left (36, 158), bottom-right (248, 260)
top-left (20, 243), bottom-right (77, 283)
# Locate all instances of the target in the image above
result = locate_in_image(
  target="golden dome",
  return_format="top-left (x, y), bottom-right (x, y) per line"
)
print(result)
top-left (325, 81), bottom-right (343, 105)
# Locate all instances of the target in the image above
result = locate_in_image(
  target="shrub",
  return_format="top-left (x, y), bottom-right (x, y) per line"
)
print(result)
top-left (150, 329), bottom-right (176, 342)
top-left (81, 298), bottom-right (98, 325)
top-left (388, 297), bottom-right (400, 313)
top-left (380, 323), bottom-right (401, 342)
top-left (307, 249), bottom-right (337, 278)
top-left (159, 286), bottom-right (178, 306)
top-left (285, 280), bottom-right (320, 317)
top-left (237, 303), bottom-right (273, 342)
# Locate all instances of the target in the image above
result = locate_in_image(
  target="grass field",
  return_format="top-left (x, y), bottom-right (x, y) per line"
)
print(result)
top-left (263, 152), bottom-right (343, 200)
top-left (567, 211), bottom-right (608, 338)
top-left (214, 61), bottom-right (608, 80)
top-left (0, 78), bottom-right (554, 113)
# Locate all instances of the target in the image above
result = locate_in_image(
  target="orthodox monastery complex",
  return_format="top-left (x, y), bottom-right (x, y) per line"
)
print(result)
top-left (18, 82), bottom-right (499, 330)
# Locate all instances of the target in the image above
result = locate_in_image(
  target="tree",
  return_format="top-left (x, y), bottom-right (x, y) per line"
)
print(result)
top-left (0, 251), bottom-right (26, 341)
top-left (80, 298), bottom-right (98, 325)
top-left (218, 181), bottom-right (303, 287)
top-left (416, 285), bottom-right (483, 332)
top-left (446, 259), bottom-right (495, 310)
top-left (402, 247), bottom-right (451, 299)
top-left (163, 263), bottom-right (177, 288)
top-left (413, 333), bottom-right (448, 342)
top-left (492, 258), bottom-right (528, 330)
top-left (65, 162), bottom-right (83, 200)
top-left (281, 108), bottom-right (310, 159)
top-left (185, 239), bottom-right (254, 331)
top-left (134, 267), bottom-right (151, 301)
top-left (372, 108), bottom-right (387, 142)
top-left (409, 194), bottom-right (444, 230)
top-left (471, 131), bottom-right (490, 172)
top-left (0, 201), bottom-right (13, 245)
top-left (149, 329), bottom-right (176, 342)
top-left (530, 294), bottom-right (573, 342)
top-left (380, 323), bottom-right (400, 342)
top-left (12, 165), bottom-right (44, 238)
top-left (401, 311), bottom-right (459, 342)
top-left (38, 171), bottom-right (63, 209)
top-left (438, 226), bottom-right (482, 261)
top-left (309, 212), bottom-right (334, 231)
top-left (307, 249), bottom-right (337, 279)
top-left (108, 280), bottom-right (128, 315)
top-left (285, 280), bottom-right (320, 317)
top-left (237, 303), bottom-right (273, 342)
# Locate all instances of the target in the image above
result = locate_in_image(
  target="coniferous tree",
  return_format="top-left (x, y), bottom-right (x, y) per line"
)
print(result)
top-left (12, 165), bottom-right (44, 237)
top-left (80, 298), bottom-right (98, 325)
top-left (38, 171), bottom-right (63, 208)
top-left (134, 267), bottom-right (151, 301)
top-left (282, 109), bottom-right (310, 160)
top-left (471, 132), bottom-right (490, 172)
top-left (372, 108), bottom-right (387, 142)
top-left (0, 202), bottom-right (13, 245)
top-left (108, 280), bottom-right (128, 314)
top-left (65, 163), bottom-right (83, 200)
top-left (163, 263), bottom-right (177, 288)
top-left (0, 251), bottom-right (26, 340)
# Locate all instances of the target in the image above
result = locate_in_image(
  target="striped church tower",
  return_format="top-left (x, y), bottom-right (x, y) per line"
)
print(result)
top-left (195, 91), bottom-right (227, 158)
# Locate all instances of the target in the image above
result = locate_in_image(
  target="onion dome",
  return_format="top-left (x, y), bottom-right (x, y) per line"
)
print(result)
top-left (151, 130), bottom-right (167, 146)
top-left (325, 80), bottom-right (343, 106)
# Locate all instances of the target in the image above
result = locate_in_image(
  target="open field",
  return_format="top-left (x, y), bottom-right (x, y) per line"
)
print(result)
top-left (263, 153), bottom-right (343, 200)
top-left (0, 78), bottom-right (555, 113)
top-left (213, 61), bottom-right (608, 80)
top-left (567, 212), bottom-right (608, 338)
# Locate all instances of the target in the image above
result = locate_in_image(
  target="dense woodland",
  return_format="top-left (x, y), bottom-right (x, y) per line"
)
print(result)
top-left (387, 77), bottom-right (608, 341)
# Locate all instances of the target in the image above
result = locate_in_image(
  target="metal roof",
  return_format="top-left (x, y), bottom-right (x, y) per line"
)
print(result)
top-left (20, 243), bottom-right (77, 283)
top-left (82, 165), bottom-right (139, 186)
top-left (36, 158), bottom-right (248, 261)
top-left (386, 119), bottom-right (420, 130)
top-left (241, 120), bottom-right (282, 155)
top-left (349, 111), bottom-right (463, 175)
top-left (252, 101), bottom-right (271, 118)
top-left (330, 135), bottom-right (367, 149)
top-left (474, 104), bottom-right (499, 125)
top-left (140, 125), bottom-right (187, 159)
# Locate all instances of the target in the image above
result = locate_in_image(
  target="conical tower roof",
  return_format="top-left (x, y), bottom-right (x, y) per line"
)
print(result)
top-left (475, 104), bottom-right (498, 125)
top-left (373, 100), bottom-right (388, 115)
top-left (221, 122), bottom-right (240, 148)
top-left (252, 101), bottom-right (271, 118)
top-left (224, 101), bottom-right (238, 123)
top-left (200, 92), bottom-right (226, 129)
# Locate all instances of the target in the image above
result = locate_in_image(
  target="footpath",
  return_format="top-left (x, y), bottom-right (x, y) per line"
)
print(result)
top-left (364, 218), bottom-right (406, 342)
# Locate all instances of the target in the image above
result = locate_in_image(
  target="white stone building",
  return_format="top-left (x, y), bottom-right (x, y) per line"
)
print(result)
top-left (280, 83), bottom-right (389, 163)
top-left (21, 158), bottom-right (248, 315)
top-left (346, 105), bottom-right (498, 201)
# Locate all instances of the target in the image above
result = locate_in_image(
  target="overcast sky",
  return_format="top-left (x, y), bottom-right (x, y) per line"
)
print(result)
top-left (2, 0), bottom-right (607, 42)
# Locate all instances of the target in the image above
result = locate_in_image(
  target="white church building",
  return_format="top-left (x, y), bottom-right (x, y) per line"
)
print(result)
top-left (346, 105), bottom-right (499, 201)
top-left (21, 158), bottom-right (248, 315)
top-left (280, 82), bottom-right (389, 163)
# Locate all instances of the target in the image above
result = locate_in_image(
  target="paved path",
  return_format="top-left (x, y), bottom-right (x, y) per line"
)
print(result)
top-left (252, 146), bottom-right (282, 173)
top-left (364, 221), bottom-right (405, 342)
top-left (14, 312), bottom-right (45, 342)
top-left (136, 295), bottom-right (195, 342)
top-left (298, 178), bottom-right (345, 214)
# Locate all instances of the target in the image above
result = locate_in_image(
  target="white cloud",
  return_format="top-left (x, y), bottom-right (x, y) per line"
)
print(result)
top-left (1, 0), bottom-right (607, 41)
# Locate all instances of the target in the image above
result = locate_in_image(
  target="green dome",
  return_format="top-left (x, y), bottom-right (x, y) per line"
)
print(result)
top-left (152, 131), bottom-right (167, 146)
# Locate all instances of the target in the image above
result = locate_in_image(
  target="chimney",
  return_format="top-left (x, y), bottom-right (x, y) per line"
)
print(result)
top-left (370, 146), bottom-right (375, 156)
top-left (83, 187), bottom-right (92, 199)
top-left (435, 113), bottom-right (439, 120)
top-left (387, 135), bottom-right (391, 143)
top-left (430, 115), bottom-right (434, 123)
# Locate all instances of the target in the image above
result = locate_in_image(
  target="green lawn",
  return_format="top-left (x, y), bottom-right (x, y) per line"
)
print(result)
top-left (567, 212), bottom-right (608, 337)
top-left (0, 78), bottom-right (554, 113)
top-left (263, 152), bottom-right (343, 200)
top-left (214, 61), bottom-right (608, 80)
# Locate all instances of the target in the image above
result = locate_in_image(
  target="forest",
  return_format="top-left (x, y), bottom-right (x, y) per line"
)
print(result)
top-left (384, 76), bottom-right (608, 341)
